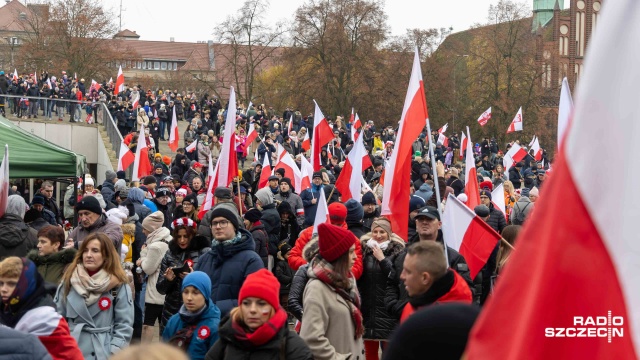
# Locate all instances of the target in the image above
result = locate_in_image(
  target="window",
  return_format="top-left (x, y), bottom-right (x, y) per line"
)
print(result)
top-left (161, 62), bottom-right (167, 70)
top-left (173, 62), bottom-right (178, 70)
top-left (137, 61), bottom-right (142, 69)
top-left (154, 61), bottom-right (160, 70)
top-left (147, 61), bottom-right (152, 69)
top-left (116, 60), bottom-right (121, 67)
top-left (142, 61), bottom-right (146, 69)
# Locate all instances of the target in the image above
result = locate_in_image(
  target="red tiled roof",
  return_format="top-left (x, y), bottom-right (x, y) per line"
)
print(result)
top-left (113, 29), bottom-right (140, 39)
top-left (0, 0), bottom-right (31, 32)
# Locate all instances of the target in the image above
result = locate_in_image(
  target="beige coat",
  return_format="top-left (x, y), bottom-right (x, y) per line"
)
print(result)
top-left (300, 271), bottom-right (365, 360)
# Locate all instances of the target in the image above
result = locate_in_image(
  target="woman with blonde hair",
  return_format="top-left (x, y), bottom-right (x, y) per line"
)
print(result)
top-left (54, 233), bottom-right (134, 360)
top-left (206, 269), bottom-right (311, 359)
top-left (110, 343), bottom-right (188, 360)
top-left (503, 181), bottom-right (517, 221)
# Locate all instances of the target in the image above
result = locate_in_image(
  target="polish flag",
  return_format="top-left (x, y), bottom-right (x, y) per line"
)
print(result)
top-left (274, 143), bottom-right (302, 192)
top-left (90, 79), bottom-right (101, 91)
top-left (299, 155), bottom-right (313, 192)
top-left (131, 91), bottom-right (140, 109)
top-left (168, 105), bottom-right (179, 152)
top-left (15, 306), bottom-right (84, 360)
top-left (206, 87), bottom-right (238, 189)
top-left (301, 129), bottom-right (310, 151)
top-left (288, 114), bottom-right (293, 134)
top-left (438, 123), bottom-right (448, 134)
top-left (114, 65), bottom-right (125, 96)
top-left (467, 1), bottom-right (640, 357)
top-left (312, 186), bottom-right (329, 235)
top-left (335, 131), bottom-right (370, 202)
top-left (477, 107), bottom-right (491, 126)
top-left (460, 131), bottom-right (467, 159)
top-left (12, 69), bottom-right (18, 81)
top-left (258, 154), bottom-right (272, 189)
top-left (437, 133), bottom-right (449, 147)
top-left (491, 182), bottom-right (506, 217)
top-left (310, 100), bottom-right (334, 171)
top-left (351, 110), bottom-right (362, 142)
top-left (132, 124), bottom-right (152, 181)
top-left (506, 107), bottom-right (523, 133)
top-left (442, 194), bottom-right (501, 279)
top-left (529, 135), bottom-right (542, 161)
top-left (464, 126), bottom-right (480, 210)
top-left (185, 140), bottom-right (197, 153)
top-left (502, 143), bottom-right (527, 170)
top-left (117, 141), bottom-right (134, 171)
top-left (0, 145), bottom-right (8, 218)
top-left (108, 77), bottom-right (113, 85)
top-left (242, 122), bottom-right (259, 153)
top-left (381, 48), bottom-right (429, 241)
top-left (558, 77), bottom-right (574, 150)
top-left (198, 152), bottom-right (217, 219)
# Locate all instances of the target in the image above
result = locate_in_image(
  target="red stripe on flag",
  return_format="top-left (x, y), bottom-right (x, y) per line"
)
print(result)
top-left (458, 216), bottom-right (500, 280)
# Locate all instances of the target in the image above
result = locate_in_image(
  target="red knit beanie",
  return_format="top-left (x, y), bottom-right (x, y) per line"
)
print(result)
top-left (318, 223), bottom-right (355, 262)
top-left (328, 202), bottom-right (347, 225)
top-left (239, 269), bottom-right (280, 309)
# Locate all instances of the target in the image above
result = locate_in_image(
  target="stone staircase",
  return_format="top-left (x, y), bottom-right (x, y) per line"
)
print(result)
top-left (98, 126), bottom-right (119, 170)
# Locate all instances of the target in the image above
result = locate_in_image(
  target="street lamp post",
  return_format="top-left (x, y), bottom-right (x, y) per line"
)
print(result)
top-left (453, 54), bottom-right (469, 135)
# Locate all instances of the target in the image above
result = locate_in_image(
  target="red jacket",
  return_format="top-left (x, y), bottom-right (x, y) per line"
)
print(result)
top-left (400, 270), bottom-right (472, 323)
top-left (288, 223), bottom-right (364, 279)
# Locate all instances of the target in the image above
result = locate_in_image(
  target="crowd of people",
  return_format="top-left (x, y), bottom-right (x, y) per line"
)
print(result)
top-left (0, 86), bottom-right (550, 359)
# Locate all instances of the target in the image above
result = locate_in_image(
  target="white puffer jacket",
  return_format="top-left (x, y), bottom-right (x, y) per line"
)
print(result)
top-left (139, 227), bottom-right (171, 305)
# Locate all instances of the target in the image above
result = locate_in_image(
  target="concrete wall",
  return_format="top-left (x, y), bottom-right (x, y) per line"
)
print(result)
top-left (10, 121), bottom-right (113, 184)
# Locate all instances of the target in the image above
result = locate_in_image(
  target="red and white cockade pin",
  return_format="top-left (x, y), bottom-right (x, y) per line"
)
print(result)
top-left (197, 326), bottom-right (210, 340)
top-left (186, 259), bottom-right (194, 268)
top-left (98, 297), bottom-right (111, 311)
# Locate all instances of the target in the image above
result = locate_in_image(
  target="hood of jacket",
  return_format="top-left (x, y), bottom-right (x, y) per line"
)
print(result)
top-left (302, 236), bottom-right (320, 263)
top-left (210, 228), bottom-right (256, 260)
top-left (146, 227), bottom-right (172, 245)
top-left (0, 214), bottom-right (31, 248)
top-left (128, 187), bottom-right (145, 204)
top-left (27, 247), bottom-right (77, 266)
top-left (121, 223), bottom-right (136, 237)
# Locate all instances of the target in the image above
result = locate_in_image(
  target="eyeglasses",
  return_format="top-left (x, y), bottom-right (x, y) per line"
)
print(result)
top-left (211, 220), bottom-right (230, 228)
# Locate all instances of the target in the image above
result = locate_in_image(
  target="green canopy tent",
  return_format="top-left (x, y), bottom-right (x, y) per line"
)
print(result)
top-left (0, 116), bottom-right (87, 178)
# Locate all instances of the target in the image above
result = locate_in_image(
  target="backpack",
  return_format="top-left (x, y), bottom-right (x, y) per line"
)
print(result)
top-left (513, 201), bottom-right (532, 225)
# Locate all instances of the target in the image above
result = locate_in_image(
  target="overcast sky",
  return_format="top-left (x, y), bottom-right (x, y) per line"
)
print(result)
top-left (102, 0), bottom-right (569, 43)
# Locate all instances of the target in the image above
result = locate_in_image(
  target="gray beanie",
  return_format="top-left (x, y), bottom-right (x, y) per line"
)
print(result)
top-left (6, 195), bottom-right (27, 219)
top-left (255, 188), bottom-right (274, 206)
top-left (105, 170), bottom-right (117, 181)
top-left (114, 179), bottom-right (127, 192)
top-left (142, 211), bottom-right (165, 232)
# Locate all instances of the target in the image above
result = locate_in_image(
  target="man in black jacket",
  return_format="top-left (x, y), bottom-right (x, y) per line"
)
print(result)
top-left (385, 206), bottom-right (473, 319)
top-left (508, 162), bottom-right (524, 189)
top-left (479, 189), bottom-right (507, 234)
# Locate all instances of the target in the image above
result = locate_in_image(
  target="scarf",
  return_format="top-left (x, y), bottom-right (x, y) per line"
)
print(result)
top-left (311, 257), bottom-right (364, 339)
top-left (366, 239), bottom-right (390, 251)
top-left (178, 302), bottom-right (208, 324)
top-left (232, 307), bottom-right (288, 347)
top-left (70, 265), bottom-right (120, 306)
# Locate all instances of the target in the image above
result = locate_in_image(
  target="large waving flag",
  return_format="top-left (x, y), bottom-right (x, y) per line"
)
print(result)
top-left (299, 155), bottom-right (313, 192)
top-left (506, 107), bottom-right (523, 133)
top-left (206, 88), bottom-right (238, 189)
top-left (310, 100), bottom-right (334, 171)
top-left (466, 1), bottom-right (640, 358)
top-left (460, 131), bottom-right (467, 159)
top-left (442, 194), bottom-right (501, 279)
top-left (503, 143), bottom-right (528, 170)
top-left (0, 145), bottom-right (8, 218)
top-left (117, 140), bottom-right (134, 171)
top-left (558, 77), bottom-right (574, 150)
top-left (464, 126), bottom-right (480, 209)
top-left (301, 130), bottom-right (310, 152)
top-left (168, 105), bottom-right (179, 152)
top-left (438, 123), bottom-right (448, 134)
top-left (274, 143), bottom-right (303, 192)
top-left (381, 48), bottom-right (429, 241)
top-left (335, 131), bottom-right (370, 202)
top-left (242, 122), bottom-right (258, 152)
top-left (529, 135), bottom-right (542, 161)
top-left (131, 125), bottom-right (152, 181)
top-left (114, 65), bottom-right (125, 96)
top-left (258, 154), bottom-right (272, 189)
top-left (477, 107), bottom-right (492, 126)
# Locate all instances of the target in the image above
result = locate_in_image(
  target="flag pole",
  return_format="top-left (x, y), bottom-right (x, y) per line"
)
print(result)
top-left (236, 176), bottom-right (243, 217)
top-left (501, 237), bottom-right (515, 250)
top-left (426, 118), bottom-right (449, 264)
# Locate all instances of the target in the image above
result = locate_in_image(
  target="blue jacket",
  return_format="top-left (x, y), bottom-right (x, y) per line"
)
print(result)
top-left (300, 185), bottom-right (322, 226)
top-left (162, 299), bottom-right (220, 360)
top-left (195, 229), bottom-right (264, 317)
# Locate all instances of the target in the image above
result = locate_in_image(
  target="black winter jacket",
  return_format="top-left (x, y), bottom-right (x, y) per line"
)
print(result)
top-left (205, 315), bottom-right (313, 360)
top-left (274, 258), bottom-right (294, 296)
top-left (250, 223), bottom-right (270, 268)
top-left (155, 236), bottom-right (210, 332)
top-left (485, 203), bottom-right (507, 234)
top-left (0, 214), bottom-right (38, 260)
top-left (357, 235), bottom-right (405, 339)
top-left (259, 204), bottom-right (281, 256)
top-left (288, 264), bottom-right (308, 321)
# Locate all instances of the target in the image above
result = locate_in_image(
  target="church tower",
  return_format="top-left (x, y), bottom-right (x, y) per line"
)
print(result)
top-left (533, 0), bottom-right (563, 31)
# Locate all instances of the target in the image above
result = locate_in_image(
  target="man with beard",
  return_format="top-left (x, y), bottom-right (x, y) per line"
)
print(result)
top-left (152, 187), bottom-right (175, 229)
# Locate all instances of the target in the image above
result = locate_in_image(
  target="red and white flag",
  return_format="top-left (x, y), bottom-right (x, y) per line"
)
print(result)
top-left (477, 107), bottom-right (492, 126)
top-left (442, 194), bottom-right (501, 279)
top-left (198, 152), bottom-right (217, 219)
top-left (529, 135), bottom-right (542, 161)
top-left (205, 88), bottom-right (238, 188)
top-left (301, 128), bottom-right (310, 151)
top-left (117, 140), bottom-right (134, 171)
top-left (185, 140), bottom-right (197, 153)
top-left (502, 143), bottom-right (527, 170)
top-left (310, 100), bottom-right (334, 171)
top-left (16, 305), bottom-right (84, 359)
top-left (312, 186), bottom-right (329, 235)
top-left (288, 114), bottom-right (293, 134)
top-left (299, 155), bottom-right (313, 192)
top-left (90, 79), bottom-right (101, 92)
top-left (460, 131), bottom-right (467, 159)
top-left (108, 77), bottom-right (113, 85)
top-left (491, 182), bottom-right (506, 216)
top-left (438, 123), bottom-right (448, 134)
top-left (114, 65), bottom-right (125, 96)
top-left (335, 131), bottom-right (372, 202)
top-left (437, 133), bottom-right (449, 147)
top-left (12, 69), bottom-right (18, 81)
top-left (467, 1), bottom-right (640, 357)
top-left (131, 124), bottom-right (152, 181)
top-left (506, 107), bottom-right (523, 133)
top-left (274, 143), bottom-right (303, 192)
top-left (258, 154), bottom-right (272, 189)
top-left (381, 48), bottom-right (429, 241)
top-left (0, 145), bottom-right (8, 219)
top-left (46, 78), bottom-right (52, 89)
top-left (168, 105), bottom-right (179, 152)
top-left (243, 122), bottom-right (258, 151)
top-left (351, 109), bottom-right (362, 142)
top-left (464, 126), bottom-right (480, 209)
top-left (558, 77), bottom-right (574, 150)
